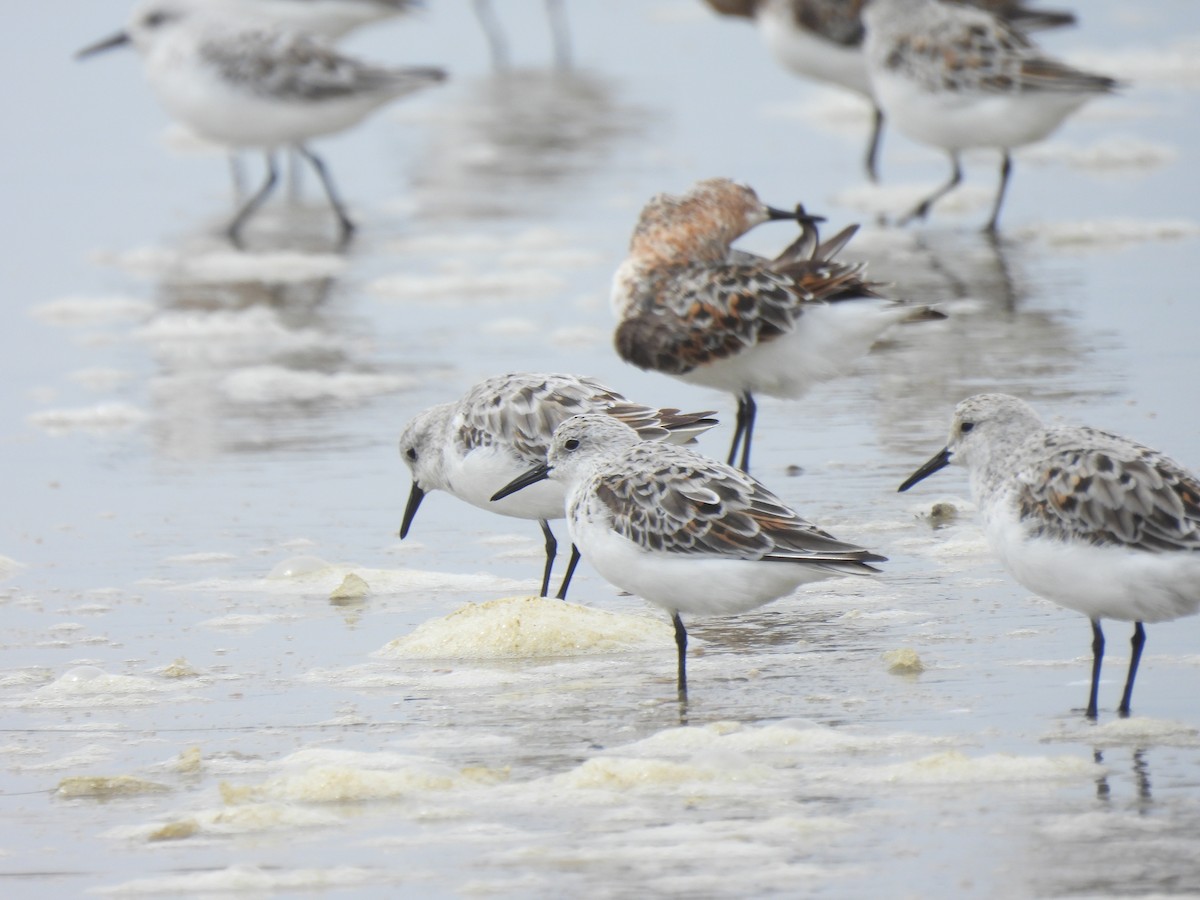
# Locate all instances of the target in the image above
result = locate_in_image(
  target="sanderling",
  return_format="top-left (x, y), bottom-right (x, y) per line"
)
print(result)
top-left (862, 0), bottom-right (1117, 231)
top-left (899, 393), bottom-right (1200, 719)
top-left (398, 373), bottom-right (717, 600)
top-left (493, 413), bottom-right (884, 699)
top-left (77, 1), bottom-right (445, 248)
top-left (702, 0), bottom-right (1074, 183)
top-left (612, 177), bottom-right (942, 473)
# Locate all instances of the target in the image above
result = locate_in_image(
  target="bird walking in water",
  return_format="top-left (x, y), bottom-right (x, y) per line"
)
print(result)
top-left (77, 0), bottom-right (445, 248)
top-left (900, 393), bottom-right (1200, 718)
top-left (862, 0), bottom-right (1117, 231)
top-left (494, 413), bottom-right (884, 701)
top-left (612, 177), bottom-right (941, 473)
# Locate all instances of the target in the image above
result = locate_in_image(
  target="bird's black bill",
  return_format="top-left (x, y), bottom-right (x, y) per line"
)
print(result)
top-left (766, 205), bottom-right (826, 227)
top-left (898, 448), bottom-right (952, 492)
top-left (491, 464), bottom-right (551, 502)
top-left (75, 31), bottom-right (132, 60)
top-left (399, 483), bottom-right (425, 538)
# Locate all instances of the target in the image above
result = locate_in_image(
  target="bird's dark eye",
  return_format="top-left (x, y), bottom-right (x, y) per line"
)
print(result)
top-left (143, 10), bottom-right (171, 28)
top-left (405, 448), bottom-right (418, 461)
top-left (960, 422), bottom-right (975, 434)
top-left (563, 438), bottom-right (580, 451)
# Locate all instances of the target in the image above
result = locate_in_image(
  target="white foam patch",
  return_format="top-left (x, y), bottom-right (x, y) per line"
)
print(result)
top-left (198, 614), bottom-right (288, 632)
top-left (112, 802), bottom-right (343, 841)
top-left (1068, 41), bottom-right (1200, 88)
top-left (180, 563), bottom-right (523, 596)
top-left (1015, 217), bottom-right (1200, 249)
top-left (95, 864), bottom-right (398, 895)
top-left (16, 666), bottom-right (196, 709)
top-left (1045, 716), bottom-right (1200, 748)
top-left (30, 295), bottom-right (152, 326)
top-left (68, 368), bottom-right (135, 392)
top-left (377, 595), bottom-right (674, 660)
top-left (243, 757), bottom-right (478, 804)
top-left (831, 182), bottom-right (994, 217)
top-left (164, 552), bottom-right (238, 565)
top-left (220, 366), bottom-right (417, 404)
top-left (133, 307), bottom-right (335, 354)
top-left (819, 750), bottom-right (1100, 785)
top-left (391, 227), bottom-right (575, 258)
top-left (95, 246), bottom-right (347, 283)
top-left (0, 556), bottom-right (25, 580)
top-left (368, 270), bottom-right (567, 302)
top-left (546, 756), bottom-right (730, 792)
top-left (608, 720), bottom-right (953, 761)
top-left (499, 249), bottom-right (604, 269)
top-left (1020, 136), bottom-right (1177, 170)
top-left (29, 403), bottom-right (147, 435)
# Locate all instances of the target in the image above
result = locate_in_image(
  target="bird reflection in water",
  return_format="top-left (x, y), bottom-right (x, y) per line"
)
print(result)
top-left (409, 68), bottom-right (647, 220)
top-left (1093, 747), bottom-right (1152, 807)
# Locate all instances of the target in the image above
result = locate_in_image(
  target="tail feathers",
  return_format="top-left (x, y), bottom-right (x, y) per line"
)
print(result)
top-left (814, 224), bottom-right (860, 262)
top-left (763, 552), bottom-right (886, 576)
top-left (607, 404), bottom-right (719, 444)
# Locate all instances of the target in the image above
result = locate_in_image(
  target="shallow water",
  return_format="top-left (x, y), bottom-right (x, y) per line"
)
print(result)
top-left (3, 0), bottom-right (1200, 896)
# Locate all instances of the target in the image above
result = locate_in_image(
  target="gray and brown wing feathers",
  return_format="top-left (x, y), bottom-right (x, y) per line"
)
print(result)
top-left (1016, 429), bottom-right (1200, 553)
top-left (202, 30), bottom-right (445, 102)
top-left (593, 444), bottom-right (885, 572)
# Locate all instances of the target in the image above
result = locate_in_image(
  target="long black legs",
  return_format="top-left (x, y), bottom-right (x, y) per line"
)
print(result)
top-left (226, 152), bottom-right (280, 248)
top-left (1118, 621), bottom-right (1146, 718)
top-left (1088, 619), bottom-right (1148, 719)
top-left (726, 393), bottom-right (757, 472)
top-left (224, 146), bottom-right (354, 248)
top-left (472, 0), bottom-right (509, 69)
top-left (295, 144), bottom-right (355, 247)
top-left (1087, 619), bottom-right (1105, 720)
top-left (864, 104), bottom-right (885, 184)
top-left (672, 612), bottom-right (688, 703)
top-left (545, 0), bottom-right (571, 70)
top-left (537, 519), bottom-right (557, 598)
top-left (985, 151), bottom-right (1013, 233)
top-left (900, 152), bottom-right (963, 226)
top-left (554, 544), bottom-right (581, 600)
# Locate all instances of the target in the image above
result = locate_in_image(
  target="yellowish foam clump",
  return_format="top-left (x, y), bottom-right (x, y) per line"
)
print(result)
top-left (176, 746), bottom-right (203, 774)
top-left (147, 820), bottom-right (199, 842)
top-left (330, 573), bottom-right (370, 602)
top-left (160, 658), bottom-right (200, 678)
top-left (846, 751), bottom-right (1101, 785)
top-left (883, 648), bottom-right (926, 675)
top-left (56, 775), bottom-right (170, 798)
top-left (552, 757), bottom-right (720, 791)
top-left (378, 595), bottom-right (673, 660)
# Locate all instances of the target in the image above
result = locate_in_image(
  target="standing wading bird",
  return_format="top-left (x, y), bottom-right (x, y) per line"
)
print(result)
top-left (398, 373), bottom-right (717, 600)
top-left (700, 0), bottom-right (1076, 183)
top-left (899, 394), bottom-right (1200, 719)
top-left (861, 0), bottom-right (1117, 231)
top-left (76, 1), bottom-right (446, 248)
top-left (612, 177), bottom-right (943, 473)
top-left (493, 413), bottom-right (884, 701)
